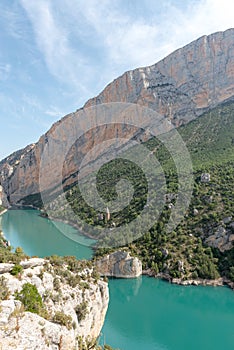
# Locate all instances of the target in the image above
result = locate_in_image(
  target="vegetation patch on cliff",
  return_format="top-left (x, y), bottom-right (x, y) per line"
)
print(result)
top-left (48, 101), bottom-right (234, 283)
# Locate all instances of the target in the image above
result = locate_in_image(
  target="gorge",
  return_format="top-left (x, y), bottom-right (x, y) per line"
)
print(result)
top-left (0, 28), bottom-right (234, 349)
top-left (1, 28), bottom-right (234, 207)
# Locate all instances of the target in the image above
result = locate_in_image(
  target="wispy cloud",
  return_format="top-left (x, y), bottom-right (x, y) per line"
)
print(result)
top-left (1, 0), bottom-right (234, 161)
top-left (0, 63), bottom-right (11, 81)
top-left (20, 0), bottom-right (234, 102)
top-left (20, 0), bottom-right (94, 98)
top-left (45, 106), bottom-right (65, 119)
top-left (0, 1), bottom-right (26, 39)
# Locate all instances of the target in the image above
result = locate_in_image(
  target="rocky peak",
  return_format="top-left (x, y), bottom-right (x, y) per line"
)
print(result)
top-left (85, 28), bottom-right (234, 125)
top-left (1, 29), bottom-right (234, 205)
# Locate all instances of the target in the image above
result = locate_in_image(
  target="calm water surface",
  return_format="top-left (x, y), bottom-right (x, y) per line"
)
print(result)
top-left (1, 209), bottom-right (93, 259)
top-left (2, 210), bottom-right (234, 350)
top-left (101, 277), bottom-right (234, 350)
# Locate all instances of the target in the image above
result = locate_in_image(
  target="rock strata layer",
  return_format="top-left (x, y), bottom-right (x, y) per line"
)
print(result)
top-left (96, 251), bottom-right (142, 278)
top-left (1, 29), bottom-right (234, 206)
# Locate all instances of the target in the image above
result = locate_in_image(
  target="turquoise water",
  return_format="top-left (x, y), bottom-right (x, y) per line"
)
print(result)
top-left (2, 210), bottom-right (234, 350)
top-left (100, 277), bottom-right (234, 350)
top-left (1, 210), bottom-right (93, 259)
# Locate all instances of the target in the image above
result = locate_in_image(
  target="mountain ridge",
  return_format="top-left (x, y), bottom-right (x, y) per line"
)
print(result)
top-left (1, 28), bottom-right (234, 206)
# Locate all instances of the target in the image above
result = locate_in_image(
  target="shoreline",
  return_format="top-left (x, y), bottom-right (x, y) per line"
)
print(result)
top-left (0, 209), bottom-right (7, 216)
top-left (41, 212), bottom-right (98, 241)
top-left (3, 207), bottom-right (234, 291)
top-left (142, 269), bottom-right (234, 290)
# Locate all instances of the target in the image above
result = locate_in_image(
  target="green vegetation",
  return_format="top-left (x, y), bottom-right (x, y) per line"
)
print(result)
top-left (0, 246), bottom-right (117, 348)
top-left (11, 264), bottom-right (23, 276)
top-left (0, 246), bottom-right (28, 264)
top-left (0, 276), bottom-right (10, 300)
top-left (77, 337), bottom-right (119, 350)
top-left (75, 301), bottom-right (88, 322)
top-left (1, 101), bottom-right (233, 285)
top-left (15, 283), bottom-right (48, 318)
top-left (52, 311), bottom-right (73, 330)
top-left (47, 100), bottom-right (234, 281)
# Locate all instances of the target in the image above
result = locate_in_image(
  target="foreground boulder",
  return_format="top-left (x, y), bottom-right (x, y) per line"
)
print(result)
top-left (96, 250), bottom-right (142, 278)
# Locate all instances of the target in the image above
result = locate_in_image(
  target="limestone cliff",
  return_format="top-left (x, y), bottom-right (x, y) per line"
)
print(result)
top-left (85, 28), bottom-right (234, 125)
top-left (0, 258), bottom-right (109, 350)
top-left (96, 251), bottom-right (142, 278)
top-left (1, 29), bottom-right (234, 205)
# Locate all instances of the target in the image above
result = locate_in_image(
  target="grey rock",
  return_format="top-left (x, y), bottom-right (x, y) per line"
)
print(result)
top-left (20, 258), bottom-right (46, 269)
top-left (0, 259), bottom-right (109, 349)
top-left (200, 173), bottom-right (211, 182)
top-left (96, 250), bottom-right (142, 278)
top-left (161, 248), bottom-right (169, 257)
top-left (0, 263), bottom-right (14, 274)
top-left (1, 29), bottom-right (234, 206)
top-left (223, 216), bottom-right (232, 224)
top-left (205, 224), bottom-right (234, 252)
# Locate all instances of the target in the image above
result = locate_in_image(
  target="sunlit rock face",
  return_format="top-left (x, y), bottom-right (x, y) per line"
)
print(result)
top-left (1, 29), bottom-right (234, 206)
top-left (96, 251), bottom-right (142, 278)
top-left (0, 259), bottom-right (109, 349)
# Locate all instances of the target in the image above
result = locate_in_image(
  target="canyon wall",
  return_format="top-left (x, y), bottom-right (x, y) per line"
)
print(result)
top-left (1, 28), bottom-right (234, 205)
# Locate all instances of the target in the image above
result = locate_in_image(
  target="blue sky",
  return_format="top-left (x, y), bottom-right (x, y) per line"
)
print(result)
top-left (0, 0), bottom-right (233, 160)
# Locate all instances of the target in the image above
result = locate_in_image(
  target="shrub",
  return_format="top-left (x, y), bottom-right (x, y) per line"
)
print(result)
top-left (53, 277), bottom-right (60, 291)
top-left (229, 266), bottom-right (234, 282)
top-left (15, 247), bottom-right (25, 257)
top-left (0, 276), bottom-right (10, 300)
top-left (14, 283), bottom-right (46, 316)
top-left (11, 264), bottom-right (23, 276)
top-left (48, 255), bottom-right (64, 266)
top-left (67, 274), bottom-right (81, 288)
top-left (52, 311), bottom-right (72, 330)
top-left (75, 301), bottom-right (88, 322)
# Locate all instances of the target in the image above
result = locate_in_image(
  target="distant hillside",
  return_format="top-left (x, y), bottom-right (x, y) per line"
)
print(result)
top-left (50, 100), bottom-right (233, 283)
top-left (179, 99), bottom-right (234, 167)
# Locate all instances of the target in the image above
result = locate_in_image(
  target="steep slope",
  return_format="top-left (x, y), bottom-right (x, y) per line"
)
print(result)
top-left (92, 102), bottom-right (234, 288)
top-left (54, 100), bottom-right (233, 281)
top-left (85, 28), bottom-right (234, 124)
top-left (1, 28), bottom-right (234, 206)
top-left (0, 253), bottom-right (109, 349)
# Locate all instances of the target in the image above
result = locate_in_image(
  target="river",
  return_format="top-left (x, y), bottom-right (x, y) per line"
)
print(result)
top-left (1, 209), bottom-right (93, 259)
top-left (2, 210), bottom-right (234, 350)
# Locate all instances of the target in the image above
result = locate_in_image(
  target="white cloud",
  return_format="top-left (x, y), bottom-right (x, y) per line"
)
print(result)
top-left (45, 106), bottom-right (65, 118)
top-left (20, 0), bottom-right (92, 97)
top-left (20, 0), bottom-right (234, 103)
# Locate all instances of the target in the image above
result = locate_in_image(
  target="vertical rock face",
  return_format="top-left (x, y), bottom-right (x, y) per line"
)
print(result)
top-left (1, 29), bottom-right (234, 205)
top-left (85, 29), bottom-right (234, 125)
top-left (96, 251), bottom-right (142, 278)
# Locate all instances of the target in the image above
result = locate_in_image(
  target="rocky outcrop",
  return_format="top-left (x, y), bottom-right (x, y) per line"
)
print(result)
top-left (0, 304), bottom-right (77, 350)
top-left (205, 223), bottom-right (234, 252)
top-left (171, 277), bottom-right (224, 287)
top-left (1, 29), bottom-right (234, 206)
top-left (0, 259), bottom-right (109, 349)
top-left (0, 258), bottom-right (45, 274)
top-left (96, 250), bottom-right (142, 278)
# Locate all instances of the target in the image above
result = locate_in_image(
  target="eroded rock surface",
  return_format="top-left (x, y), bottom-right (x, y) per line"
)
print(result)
top-left (0, 259), bottom-right (109, 350)
top-left (96, 250), bottom-right (142, 278)
top-left (1, 29), bottom-right (234, 206)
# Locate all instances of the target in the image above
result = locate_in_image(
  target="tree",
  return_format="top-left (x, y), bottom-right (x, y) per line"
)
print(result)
top-left (15, 283), bottom-right (44, 314)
